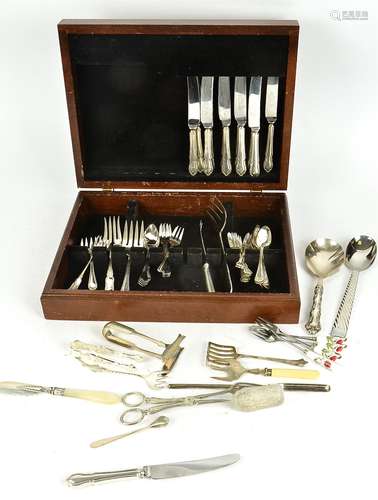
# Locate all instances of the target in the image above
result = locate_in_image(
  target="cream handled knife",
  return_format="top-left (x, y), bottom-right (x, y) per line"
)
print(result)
top-left (218, 76), bottom-right (232, 176)
top-left (201, 76), bottom-right (215, 176)
top-left (263, 76), bottom-right (279, 172)
top-left (234, 76), bottom-right (247, 176)
top-left (67, 453), bottom-right (240, 486)
top-left (187, 76), bottom-right (201, 176)
top-left (248, 76), bottom-right (262, 177)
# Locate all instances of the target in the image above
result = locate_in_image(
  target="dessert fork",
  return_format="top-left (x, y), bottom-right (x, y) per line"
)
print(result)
top-left (209, 359), bottom-right (320, 381)
top-left (227, 232), bottom-right (253, 282)
top-left (158, 225), bottom-right (185, 278)
top-left (119, 219), bottom-right (144, 291)
top-left (103, 216), bottom-right (115, 291)
top-left (207, 198), bottom-right (233, 292)
top-left (206, 341), bottom-right (307, 367)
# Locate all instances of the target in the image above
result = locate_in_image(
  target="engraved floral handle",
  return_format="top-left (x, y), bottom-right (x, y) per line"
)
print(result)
top-left (235, 125), bottom-right (246, 176)
top-left (104, 250), bottom-right (115, 291)
top-left (255, 247), bottom-right (269, 288)
top-left (203, 128), bottom-right (214, 176)
top-left (248, 130), bottom-right (260, 177)
top-left (120, 252), bottom-right (131, 291)
top-left (221, 126), bottom-right (232, 176)
top-left (188, 128), bottom-right (199, 176)
top-left (88, 250), bottom-right (98, 290)
top-left (305, 279), bottom-right (324, 334)
top-left (196, 127), bottom-right (204, 173)
top-left (263, 121), bottom-right (275, 172)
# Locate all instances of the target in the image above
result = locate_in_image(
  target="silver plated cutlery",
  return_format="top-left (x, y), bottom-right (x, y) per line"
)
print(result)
top-left (137, 224), bottom-right (160, 287)
top-left (199, 219), bottom-right (216, 292)
top-left (248, 76), bottom-right (262, 176)
top-left (263, 76), bottom-right (279, 172)
top-left (201, 76), bottom-right (215, 176)
top-left (234, 76), bottom-right (247, 176)
top-left (187, 76), bottom-right (201, 176)
top-left (218, 76), bottom-right (232, 176)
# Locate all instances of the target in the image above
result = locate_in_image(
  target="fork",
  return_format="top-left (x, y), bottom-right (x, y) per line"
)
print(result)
top-left (158, 225), bottom-right (185, 278)
top-left (102, 217), bottom-right (115, 291)
top-left (206, 341), bottom-right (307, 367)
top-left (68, 235), bottom-right (100, 290)
top-left (227, 232), bottom-right (253, 283)
top-left (209, 359), bottom-right (320, 381)
top-left (157, 223), bottom-right (172, 276)
top-left (207, 198), bottom-right (233, 292)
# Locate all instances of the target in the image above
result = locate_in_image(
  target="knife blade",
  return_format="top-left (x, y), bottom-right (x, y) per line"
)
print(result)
top-left (200, 76), bottom-right (214, 176)
top-left (248, 76), bottom-right (262, 177)
top-left (263, 76), bottom-right (279, 173)
top-left (66, 454), bottom-right (240, 486)
top-left (187, 76), bottom-right (201, 176)
top-left (218, 76), bottom-right (232, 176)
top-left (234, 77), bottom-right (247, 176)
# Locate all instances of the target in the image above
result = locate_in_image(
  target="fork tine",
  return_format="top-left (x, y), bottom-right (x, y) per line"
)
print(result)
top-left (103, 217), bottom-right (108, 242)
top-left (108, 216), bottom-right (112, 244)
top-left (134, 221), bottom-right (139, 247)
top-left (128, 220), bottom-right (134, 247)
top-left (139, 220), bottom-right (144, 246)
top-left (122, 220), bottom-right (128, 246)
top-left (178, 227), bottom-right (185, 242)
top-left (117, 216), bottom-right (121, 241)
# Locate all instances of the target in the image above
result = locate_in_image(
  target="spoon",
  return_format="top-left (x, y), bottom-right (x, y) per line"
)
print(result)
top-left (90, 415), bottom-right (169, 448)
top-left (137, 224), bottom-right (160, 287)
top-left (253, 225), bottom-right (272, 288)
top-left (325, 235), bottom-right (377, 360)
top-left (305, 238), bottom-right (344, 335)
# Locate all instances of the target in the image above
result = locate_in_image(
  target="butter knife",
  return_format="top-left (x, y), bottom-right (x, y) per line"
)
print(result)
top-left (201, 76), bottom-right (215, 176)
top-left (234, 76), bottom-right (247, 176)
top-left (187, 76), bottom-right (201, 176)
top-left (248, 76), bottom-right (262, 177)
top-left (67, 454), bottom-right (240, 486)
top-left (263, 76), bottom-right (279, 172)
top-left (218, 76), bottom-right (232, 176)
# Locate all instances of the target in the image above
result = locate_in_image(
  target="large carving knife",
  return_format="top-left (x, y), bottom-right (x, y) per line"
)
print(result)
top-left (201, 76), bottom-right (215, 176)
top-left (248, 76), bottom-right (262, 177)
top-left (263, 76), bottom-right (279, 172)
top-left (187, 76), bottom-right (201, 176)
top-left (218, 76), bottom-right (232, 176)
top-left (67, 453), bottom-right (240, 486)
top-left (234, 76), bottom-right (247, 176)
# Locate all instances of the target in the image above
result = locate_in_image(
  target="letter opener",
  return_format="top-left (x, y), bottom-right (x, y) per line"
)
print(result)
top-left (218, 76), bottom-right (232, 176)
top-left (234, 76), bottom-right (247, 176)
top-left (67, 453), bottom-right (240, 486)
top-left (248, 76), bottom-right (262, 176)
top-left (201, 76), bottom-right (215, 176)
top-left (263, 76), bottom-right (279, 172)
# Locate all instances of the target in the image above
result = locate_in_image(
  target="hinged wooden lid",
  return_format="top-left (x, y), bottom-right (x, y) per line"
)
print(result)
top-left (58, 20), bottom-right (299, 191)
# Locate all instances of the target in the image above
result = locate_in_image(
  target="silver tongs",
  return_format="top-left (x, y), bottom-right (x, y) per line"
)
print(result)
top-left (102, 322), bottom-right (185, 373)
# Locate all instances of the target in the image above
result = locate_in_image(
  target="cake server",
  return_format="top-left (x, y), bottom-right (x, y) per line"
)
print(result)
top-left (67, 453), bottom-right (240, 486)
top-left (201, 76), bottom-right (215, 175)
top-left (234, 76), bottom-right (247, 176)
top-left (248, 76), bottom-right (262, 176)
top-left (218, 76), bottom-right (232, 176)
top-left (263, 76), bottom-right (279, 172)
top-left (187, 76), bottom-right (201, 176)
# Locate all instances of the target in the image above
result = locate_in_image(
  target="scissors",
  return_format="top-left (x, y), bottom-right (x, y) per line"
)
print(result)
top-left (120, 390), bottom-right (231, 425)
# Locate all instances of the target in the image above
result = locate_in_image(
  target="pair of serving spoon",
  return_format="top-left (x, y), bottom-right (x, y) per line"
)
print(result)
top-left (304, 235), bottom-right (376, 366)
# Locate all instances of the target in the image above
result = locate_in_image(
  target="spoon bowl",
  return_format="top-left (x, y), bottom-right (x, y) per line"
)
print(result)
top-left (345, 235), bottom-right (377, 272)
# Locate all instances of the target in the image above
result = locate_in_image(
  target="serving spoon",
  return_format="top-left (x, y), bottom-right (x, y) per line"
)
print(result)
top-left (305, 238), bottom-right (344, 334)
top-left (325, 235), bottom-right (377, 360)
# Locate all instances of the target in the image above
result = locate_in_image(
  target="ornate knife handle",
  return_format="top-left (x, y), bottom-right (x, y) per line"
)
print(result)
top-left (196, 127), bottom-right (204, 173)
top-left (188, 128), bottom-right (200, 176)
top-left (67, 468), bottom-right (143, 486)
top-left (221, 126), bottom-right (232, 176)
top-left (203, 128), bottom-right (214, 176)
top-left (235, 125), bottom-right (247, 176)
top-left (263, 121), bottom-right (275, 172)
top-left (305, 280), bottom-right (324, 335)
top-left (248, 129), bottom-right (260, 177)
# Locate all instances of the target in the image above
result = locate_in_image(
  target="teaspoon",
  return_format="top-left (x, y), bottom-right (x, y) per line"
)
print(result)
top-left (253, 225), bottom-right (272, 288)
top-left (326, 235), bottom-right (376, 356)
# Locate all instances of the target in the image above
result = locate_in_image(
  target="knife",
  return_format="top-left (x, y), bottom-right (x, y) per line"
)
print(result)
top-left (263, 76), bottom-right (279, 173)
top-left (187, 76), bottom-right (201, 176)
top-left (200, 76), bottom-right (215, 176)
top-left (234, 77), bottom-right (247, 176)
top-left (248, 76), bottom-right (262, 177)
top-left (218, 76), bottom-right (232, 176)
top-left (66, 453), bottom-right (240, 486)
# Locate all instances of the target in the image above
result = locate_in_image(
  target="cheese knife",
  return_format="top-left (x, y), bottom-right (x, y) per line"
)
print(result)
top-left (67, 453), bottom-right (240, 486)
top-left (234, 76), bottom-right (247, 176)
top-left (248, 76), bottom-right (262, 177)
top-left (218, 76), bottom-right (232, 176)
top-left (187, 76), bottom-right (201, 176)
top-left (263, 76), bottom-right (279, 172)
top-left (201, 76), bottom-right (215, 176)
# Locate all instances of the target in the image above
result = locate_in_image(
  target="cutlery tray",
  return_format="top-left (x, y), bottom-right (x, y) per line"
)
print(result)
top-left (41, 20), bottom-right (300, 323)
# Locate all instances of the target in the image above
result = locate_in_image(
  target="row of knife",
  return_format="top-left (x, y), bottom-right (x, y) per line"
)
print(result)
top-left (187, 76), bottom-right (279, 177)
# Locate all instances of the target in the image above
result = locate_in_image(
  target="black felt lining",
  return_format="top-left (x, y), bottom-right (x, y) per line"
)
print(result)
top-left (68, 34), bottom-right (288, 183)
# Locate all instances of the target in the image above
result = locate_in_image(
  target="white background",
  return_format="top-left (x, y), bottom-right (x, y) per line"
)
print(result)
top-left (1, 1), bottom-right (377, 499)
